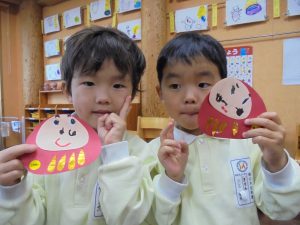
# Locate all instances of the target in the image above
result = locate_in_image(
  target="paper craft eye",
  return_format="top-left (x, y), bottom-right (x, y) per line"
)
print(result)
top-left (54, 120), bottom-right (59, 125)
top-left (69, 130), bottom-right (76, 136)
top-left (216, 93), bottom-right (223, 102)
top-left (59, 128), bottom-right (64, 135)
top-left (70, 118), bottom-right (76, 125)
top-left (236, 83), bottom-right (239, 88)
top-left (231, 85), bottom-right (236, 94)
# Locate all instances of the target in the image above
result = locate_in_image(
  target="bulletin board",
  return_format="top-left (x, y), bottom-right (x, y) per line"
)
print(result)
top-left (166, 0), bottom-right (300, 157)
top-left (42, 0), bottom-right (141, 104)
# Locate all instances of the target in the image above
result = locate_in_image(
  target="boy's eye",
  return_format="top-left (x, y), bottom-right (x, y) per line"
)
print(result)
top-left (169, 84), bottom-right (180, 89)
top-left (82, 81), bottom-right (94, 86)
top-left (198, 83), bottom-right (210, 88)
top-left (113, 83), bottom-right (125, 89)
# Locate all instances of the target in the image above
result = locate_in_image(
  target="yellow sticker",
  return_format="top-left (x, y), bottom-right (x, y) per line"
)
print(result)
top-left (86, 4), bottom-right (91, 27)
top-left (112, 13), bottom-right (117, 28)
top-left (212, 4), bottom-right (218, 27)
top-left (57, 155), bottom-right (66, 171)
top-left (47, 155), bottom-right (57, 173)
top-left (169, 11), bottom-right (175, 33)
top-left (273, 0), bottom-right (280, 18)
top-left (29, 160), bottom-right (41, 171)
top-left (78, 149), bottom-right (85, 166)
top-left (68, 153), bottom-right (76, 170)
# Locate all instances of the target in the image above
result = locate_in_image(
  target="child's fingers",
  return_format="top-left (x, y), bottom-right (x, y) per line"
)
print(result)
top-left (257, 112), bottom-right (282, 124)
top-left (0, 144), bottom-right (37, 163)
top-left (0, 159), bottom-right (25, 174)
top-left (160, 120), bottom-right (175, 142)
top-left (119, 96), bottom-right (132, 120)
top-left (0, 169), bottom-right (26, 186)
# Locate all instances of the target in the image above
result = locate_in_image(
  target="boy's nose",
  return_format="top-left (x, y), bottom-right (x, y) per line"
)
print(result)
top-left (184, 88), bottom-right (197, 104)
top-left (96, 90), bottom-right (110, 104)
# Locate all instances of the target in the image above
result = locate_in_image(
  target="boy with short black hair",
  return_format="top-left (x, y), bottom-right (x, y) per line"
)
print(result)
top-left (0, 26), bottom-right (155, 225)
top-left (150, 32), bottom-right (300, 225)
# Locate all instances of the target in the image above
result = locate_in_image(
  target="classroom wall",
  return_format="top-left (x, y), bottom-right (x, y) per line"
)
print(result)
top-left (1, 0), bottom-right (299, 158)
top-left (0, 3), bottom-right (23, 147)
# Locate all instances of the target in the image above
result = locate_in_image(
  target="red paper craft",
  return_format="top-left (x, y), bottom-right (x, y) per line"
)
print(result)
top-left (21, 114), bottom-right (102, 174)
top-left (198, 77), bottom-right (266, 139)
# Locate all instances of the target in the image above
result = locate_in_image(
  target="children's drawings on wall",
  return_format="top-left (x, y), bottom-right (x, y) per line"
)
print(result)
top-left (175, 5), bottom-right (208, 33)
top-left (119, 0), bottom-right (141, 13)
top-left (44, 39), bottom-right (60, 57)
top-left (225, 46), bottom-right (253, 86)
top-left (63, 7), bottom-right (82, 28)
top-left (46, 63), bottom-right (61, 81)
top-left (90, 0), bottom-right (111, 21)
top-left (226, 0), bottom-right (266, 26)
top-left (287, 0), bottom-right (300, 16)
top-left (117, 19), bottom-right (141, 41)
top-left (43, 14), bottom-right (60, 34)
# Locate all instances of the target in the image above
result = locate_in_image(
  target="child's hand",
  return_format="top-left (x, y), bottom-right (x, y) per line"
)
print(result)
top-left (97, 96), bottom-right (131, 145)
top-left (0, 144), bottom-right (36, 186)
top-left (158, 120), bottom-right (189, 183)
top-left (243, 112), bottom-right (287, 172)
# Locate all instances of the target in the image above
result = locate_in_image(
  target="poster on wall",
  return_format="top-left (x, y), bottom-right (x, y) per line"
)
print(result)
top-left (225, 46), bottom-right (253, 86)
top-left (175, 5), bottom-right (208, 33)
top-left (225, 0), bottom-right (267, 26)
top-left (63, 7), bottom-right (82, 28)
top-left (90, 0), bottom-right (111, 21)
top-left (119, 0), bottom-right (141, 13)
top-left (43, 14), bottom-right (60, 34)
top-left (282, 37), bottom-right (300, 85)
top-left (117, 19), bottom-right (141, 41)
top-left (287, 0), bottom-right (300, 16)
top-left (45, 63), bottom-right (61, 81)
top-left (44, 39), bottom-right (60, 57)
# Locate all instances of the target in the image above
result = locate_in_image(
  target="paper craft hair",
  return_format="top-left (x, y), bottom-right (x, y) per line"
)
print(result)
top-left (21, 114), bottom-right (102, 174)
top-left (198, 77), bottom-right (267, 139)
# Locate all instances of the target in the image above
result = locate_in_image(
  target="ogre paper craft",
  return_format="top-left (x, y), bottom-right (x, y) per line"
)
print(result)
top-left (198, 77), bottom-right (266, 139)
top-left (21, 114), bottom-right (102, 174)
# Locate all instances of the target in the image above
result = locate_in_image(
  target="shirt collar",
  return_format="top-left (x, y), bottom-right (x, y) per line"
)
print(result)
top-left (173, 126), bottom-right (199, 144)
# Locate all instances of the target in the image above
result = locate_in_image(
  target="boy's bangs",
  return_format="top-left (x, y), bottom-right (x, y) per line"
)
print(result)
top-left (76, 36), bottom-right (132, 77)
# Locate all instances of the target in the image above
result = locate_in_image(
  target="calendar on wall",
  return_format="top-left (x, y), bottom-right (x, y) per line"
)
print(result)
top-left (225, 46), bottom-right (253, 86)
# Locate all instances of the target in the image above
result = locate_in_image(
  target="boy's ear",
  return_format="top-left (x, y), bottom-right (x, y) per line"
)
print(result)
top-left (156, 85), bottom-right (163, 101)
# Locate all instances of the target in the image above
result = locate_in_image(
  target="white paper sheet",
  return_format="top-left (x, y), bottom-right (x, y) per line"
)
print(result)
top-left (175, 5), bottom-right (208, 33)
top-left (43, 14), bottom-right (60, 34)
top-left (44, 39), bottom-right (60, 57)
top-left (287, 0), bottom-right (300, 16)
top-left (282, 38), bottom-right (300, 85)
top-left (90, 0), bottom-right (111, 21)
top-left (45, 63), bottom-right (61, 81)
top-left (117, 19), bottom-right (141, 40)
top-left (226, 0), bottom-right (266, 26)
top-left (119, 0), bottom-right (141, 13)
top-left (63, 7), bottom-right (82, 28)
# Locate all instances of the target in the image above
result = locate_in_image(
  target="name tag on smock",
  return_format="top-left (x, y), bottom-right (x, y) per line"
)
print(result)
top-left (91, 181), bottom-right (104, 218)
top-left (230, 157), bottom-right (254, 208)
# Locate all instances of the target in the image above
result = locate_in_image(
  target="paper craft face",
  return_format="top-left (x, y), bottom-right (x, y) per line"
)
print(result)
top-left (21, 114), bottom-right (102, 174)
top-left (198, 77), bottom-right (266, 139)
top-left (209, 78), bottom-right (252, 120)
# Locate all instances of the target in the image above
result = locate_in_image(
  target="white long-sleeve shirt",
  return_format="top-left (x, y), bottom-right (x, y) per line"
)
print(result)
top-left (0, 132), bottom-right (157, 225)
top-left (149, 127), bottom-right (300, 225)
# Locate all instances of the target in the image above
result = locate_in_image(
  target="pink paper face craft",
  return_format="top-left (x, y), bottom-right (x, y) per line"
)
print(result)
top-left (198, 77), bottom-right (267, 139)
top-left (21, 114), bottom-right (102, 174)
